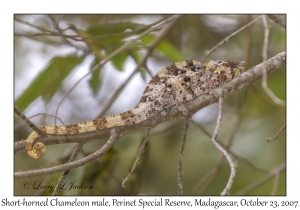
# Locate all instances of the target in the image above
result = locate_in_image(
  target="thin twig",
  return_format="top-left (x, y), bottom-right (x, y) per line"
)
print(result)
top-left (178, 114), bottom-right (192, 195)
top-left (47, 15), bottom-right (87, 58)
top-left (229, 150), bottom-right (269, 174)
top-left (14, 129), bottom-right (119, 178)
top-left (235, 162), bottom-right (285, 195)
top-left (271, 173), bottom-right (280, 195)
top-left (265, 124), bottom-right (286, 142)
top-left (15, 16), bottom-right (53, 33)
top-left (14, 113), bottom-right (65, 130)
top-left (122, 128), bottom-right (152, 188)
top-left (14, 32), bottom-right (81, 40)
top-left (203, 15), bottom-right (263, 60)
top-left (261, 15), bottom-right (286, 106)
top-left (55, 15), bottom-right (180, 123)
top-left (190, 167), bottom-right (216, 195)
top-left (193, 126), bottom-right (226, 195)
top-left (47, 15), bottom-right (65, 31)
top-left (14, 107), bottom-right (46, 137)
top-left (211, 97), bottom-right (236, 196)
top-left (52, 143), bottom-right (84, 195)
top-left (245, 15), bottom-right (253, 64)
top-left (15, 16), bottom-right (88, 51)
top-left (267, 15), bottom-right (286, 29)
top-left (191, 120), bottom-right (269, 174)
top-left (191, 91), bottom-right (247, 195)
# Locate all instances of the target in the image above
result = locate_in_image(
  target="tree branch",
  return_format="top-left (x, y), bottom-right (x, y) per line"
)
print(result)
top-left (265, 123), bottom-right (286, 142)
top-left (15, 129), bottom-right (120, 178)
top-left (178, 114), bottom-right (192, 195)
top-left (261, 15), bottom-right (285, 106)
top-left (14, 52), bottom-right (286, 163)
top-left (267, 15), bottom-right (286, 29)
top-left (203, 15), bottom-right (263, 60)
top-left (51, 143), bottom-right (84, 195)
top-left (122, 128), bottom-right (152, 188)
top-left (210, 97), bottom-right (236, 196)
top-left (14, 107), bottom-right (46, 138)
top-left (15, 113), bottom-right (65, 130)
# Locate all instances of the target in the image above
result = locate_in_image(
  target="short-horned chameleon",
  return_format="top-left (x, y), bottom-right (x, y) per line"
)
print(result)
top-left (25, 60), bottom-right (247, 158)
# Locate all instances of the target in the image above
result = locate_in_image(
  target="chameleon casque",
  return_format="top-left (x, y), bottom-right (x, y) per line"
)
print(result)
top-left (25, 59), bottom-right (247, 159)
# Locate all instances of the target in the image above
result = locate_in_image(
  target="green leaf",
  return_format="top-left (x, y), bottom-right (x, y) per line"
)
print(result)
top-left (86, 22), bottom-right (146, 45)
top-left (128, 50), bottom-right (148, 81)
top-left (140, 34), bottom-right (155, 45)
top-left (139, 68), bottom-right (148, 81)
top-left (84, 22), bottom-right (149, 72)
top-left (156, 40), bottom-right (184, 62)
top-left (16, 55), bottom-right (84, 111)
top-left (128, 49), bottom-right (142, 64)
top-left (75, 28), bottom-right (103, 60)
top-left (87, 22), bottom-right (145, 35)
top-left (110, 49), bottom-right (128, 71)
top-left (89, 57), bottom-right (102, 96)
top-left (141, 34), bottom-right (184, 62)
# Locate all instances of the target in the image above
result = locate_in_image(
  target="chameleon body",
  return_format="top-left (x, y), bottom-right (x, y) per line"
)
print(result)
top-left (26, 59), bottom-right (247, 158)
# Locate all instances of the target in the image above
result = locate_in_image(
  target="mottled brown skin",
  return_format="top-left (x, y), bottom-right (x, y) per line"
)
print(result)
top-left (26, 59), bottom-right (247, 158)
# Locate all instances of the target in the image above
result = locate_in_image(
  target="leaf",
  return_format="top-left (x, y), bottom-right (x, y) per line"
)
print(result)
top-left (141, 34), bottom-right (184, 62)
top-left (139, 68), bottom-right (148, 82)
top-left (84, 22), bottom-right (148, 72)
top-left (75, 28), bottom-right (103, 60)
top-left (16, 55), bottom-right (84, 111)
top-left (128, 50), bottom-right (148, 81)
top-left (128, 49), bottom-right (142, 64)
top-left (89, 57), bottom-right (102, 96)
top-left (110, 49), bottom-right (128, 71)
top-left (86, 22), bottom-right (146, 44)
top-left (140, 34), bottom-right (155, 45)
top-left (156, 40), bottom-right (184, 62)
top-left (126, 49), bottom-right (149, 81)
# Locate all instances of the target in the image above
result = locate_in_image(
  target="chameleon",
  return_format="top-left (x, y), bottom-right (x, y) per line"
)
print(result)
top-left (25, 59), bottom-right (247, 158)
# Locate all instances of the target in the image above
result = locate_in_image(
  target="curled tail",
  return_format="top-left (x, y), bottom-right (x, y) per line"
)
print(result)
top-left (26, 102), bottom-right (151, 158)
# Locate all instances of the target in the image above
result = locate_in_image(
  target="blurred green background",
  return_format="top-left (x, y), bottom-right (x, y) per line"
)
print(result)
top-left (14, 14), bottom-right (286, 195)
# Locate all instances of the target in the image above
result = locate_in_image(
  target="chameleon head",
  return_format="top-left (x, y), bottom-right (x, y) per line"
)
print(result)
top-left (203, 60), bottom-right (247, 81)
top-left (26, 131), bottom-right (46, 159)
